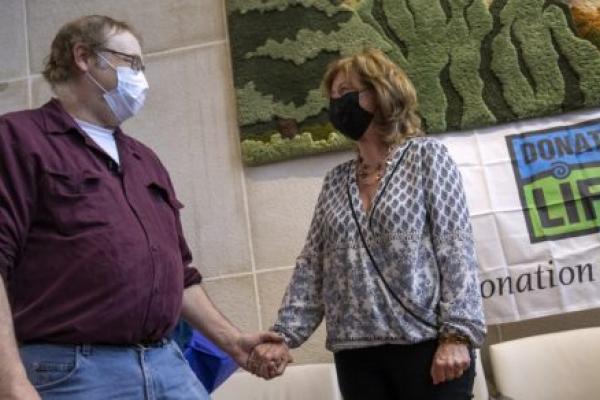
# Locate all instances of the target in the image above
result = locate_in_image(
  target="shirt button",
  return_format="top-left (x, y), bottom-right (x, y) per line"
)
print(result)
top-left (150, 246), bottom-right (158, 252)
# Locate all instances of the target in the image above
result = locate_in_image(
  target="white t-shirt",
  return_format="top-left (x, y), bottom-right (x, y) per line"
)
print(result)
top-left (75, 119), bottom-right (120, 164)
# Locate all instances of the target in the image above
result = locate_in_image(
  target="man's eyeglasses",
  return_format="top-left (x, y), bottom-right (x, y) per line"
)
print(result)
top-left (97, 47), bottom-right (145, 72)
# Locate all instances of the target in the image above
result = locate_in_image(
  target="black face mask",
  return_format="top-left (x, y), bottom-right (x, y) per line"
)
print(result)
top-left (328, 91), bottom-right (374, 141)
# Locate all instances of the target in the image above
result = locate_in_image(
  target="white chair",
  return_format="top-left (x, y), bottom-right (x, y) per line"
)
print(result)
top-left (212, 354), bottom-right (489, 400)
top-left (489, 327), bottom-right (600, 400)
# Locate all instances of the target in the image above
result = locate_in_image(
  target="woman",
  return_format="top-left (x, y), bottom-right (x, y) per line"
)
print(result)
top-left (250, 49), bottom-right (486, 399)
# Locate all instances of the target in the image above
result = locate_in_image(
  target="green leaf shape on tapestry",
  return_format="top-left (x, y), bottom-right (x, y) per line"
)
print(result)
top-left (237, 83), bottom-right (327, 126)
top-left (446, 0), bottom-right (496, 129)
top-left (241, 131), bottom-right (353, 166)
top-left (348, 0), bottom-right (496, 130)
top-left (544, 4), bottom-right (600, 107)
top-left (228, 0), bottom-right (341, 17)
top-left (356, 0), bottom-right (407, 66)
top-left (491, 0), bottom-right (564, 119)
top-left (480, 0), bottom-right (516, 125)
top-left (380, 0), bottom-right (450, 132)
top-left (228, 5), bottom-right (349, 105)
top-left (246, 13), bottom-right (394, 65)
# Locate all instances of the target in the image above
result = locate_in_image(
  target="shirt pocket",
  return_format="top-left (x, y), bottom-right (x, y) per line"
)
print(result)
top-left (42, 169), bottom-right (110, 235)
top-left (147, 181), bottom-right (183, 212)
top-left (45, 169), bottom-right (101, 195)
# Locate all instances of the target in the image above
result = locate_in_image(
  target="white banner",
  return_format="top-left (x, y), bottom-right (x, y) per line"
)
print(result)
top-left (438, 108), bottom-right (600, 324)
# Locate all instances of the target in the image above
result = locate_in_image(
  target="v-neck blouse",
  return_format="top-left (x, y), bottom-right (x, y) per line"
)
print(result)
top-left (272, 137), bottom-right (486, 352)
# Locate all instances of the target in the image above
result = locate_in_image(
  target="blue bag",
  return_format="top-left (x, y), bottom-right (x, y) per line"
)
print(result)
top-left (172, 320), bottom-right (239, 393)
top-left (184, 330), bottom-right (239, 392)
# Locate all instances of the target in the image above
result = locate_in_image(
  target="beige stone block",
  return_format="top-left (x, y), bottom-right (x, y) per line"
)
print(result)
top-left (123, 43), bottom-right (252, 278)
top-left (245, 152), bottom-right (352, 270)
top-left (0, 80), bottom-right (28, 115)
top-left (26, 0), bottom-right (226, 73)
top-left (202, 276), bottom-right (259, 333)
top-left (0, 0), bottom-right (27, 80)
top-left (257, 269), bottom-right (333, 364)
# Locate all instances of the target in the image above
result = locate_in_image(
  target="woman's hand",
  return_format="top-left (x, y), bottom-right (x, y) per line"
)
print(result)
top-left (247, 342), bottom-right (293, 380)
top-left (430, 341), bottom-right (470, 385)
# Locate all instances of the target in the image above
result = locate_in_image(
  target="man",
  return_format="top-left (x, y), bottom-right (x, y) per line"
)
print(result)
top-left (0, 15), bottom-right (288, 400)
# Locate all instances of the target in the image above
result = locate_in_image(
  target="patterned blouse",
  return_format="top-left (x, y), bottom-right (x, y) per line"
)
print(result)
top-left (272, 137), bottom-right (486, 352)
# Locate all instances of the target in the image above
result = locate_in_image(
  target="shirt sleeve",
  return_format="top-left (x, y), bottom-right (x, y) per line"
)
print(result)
top-left (271, 174), bottom-right (330, 348)
top-left (0, 118), bottom-right (38, 283)
top-left (420, 139), bottom-right (486, 347)
top-left (177, 215), bottom-right (203, 288)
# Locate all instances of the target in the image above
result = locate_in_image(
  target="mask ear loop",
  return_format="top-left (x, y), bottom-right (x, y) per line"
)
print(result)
top-left (86, 70), bottom-right (109, 94)
top-left (85, 52), bottom-right (116, 94)
top-left (95, 52), bottom-right (117, 71)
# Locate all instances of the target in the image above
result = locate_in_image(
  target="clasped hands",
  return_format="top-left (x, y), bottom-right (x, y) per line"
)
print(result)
top-left (246, 340), bottom-right (293, 380)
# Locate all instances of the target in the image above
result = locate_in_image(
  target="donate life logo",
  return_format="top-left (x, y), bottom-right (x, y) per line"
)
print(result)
top-left (506, 119), bottom-right (600, 243)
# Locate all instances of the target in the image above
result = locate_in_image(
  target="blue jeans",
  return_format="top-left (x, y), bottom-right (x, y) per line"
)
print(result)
top-left (19, 339), bottom-right (210, 400)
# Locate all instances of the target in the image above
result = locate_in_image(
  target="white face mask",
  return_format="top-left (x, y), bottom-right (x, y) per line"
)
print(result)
top-left (87, 53), bottom-right (149, 124)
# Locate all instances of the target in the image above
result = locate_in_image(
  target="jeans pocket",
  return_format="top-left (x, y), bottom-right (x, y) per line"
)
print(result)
top-left (19, 344), bottom-right (80, 390)
top-left (169, 341), bottom-right (188, 363)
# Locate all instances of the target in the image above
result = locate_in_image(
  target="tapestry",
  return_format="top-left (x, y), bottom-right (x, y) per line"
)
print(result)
top-left (226, 0), bottom-right (600, 166)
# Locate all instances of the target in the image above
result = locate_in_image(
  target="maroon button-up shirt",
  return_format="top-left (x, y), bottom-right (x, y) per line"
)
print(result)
top-left (0, 99), bottom-right (202, 344)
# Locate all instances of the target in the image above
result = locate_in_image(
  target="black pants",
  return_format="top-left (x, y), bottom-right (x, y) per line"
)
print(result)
top-left (334, 341), bottom-right (475, 400)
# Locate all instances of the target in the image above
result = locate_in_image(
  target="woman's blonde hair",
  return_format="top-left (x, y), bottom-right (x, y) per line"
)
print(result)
top-left (322, 48), bottom-right (423, 144)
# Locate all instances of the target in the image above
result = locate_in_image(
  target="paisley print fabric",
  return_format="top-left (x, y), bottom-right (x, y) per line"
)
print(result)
top-left (272, 137), bottom-right (486, 352)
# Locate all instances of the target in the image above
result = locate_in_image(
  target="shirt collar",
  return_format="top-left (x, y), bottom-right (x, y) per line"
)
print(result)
top-left (41, 98), bottom-right (82, 135)
top-left (40, 98), bottom-right (141, 159)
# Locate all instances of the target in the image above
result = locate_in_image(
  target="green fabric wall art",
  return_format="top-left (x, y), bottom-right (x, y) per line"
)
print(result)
top-left (226, 0), bottom-right (600, 166)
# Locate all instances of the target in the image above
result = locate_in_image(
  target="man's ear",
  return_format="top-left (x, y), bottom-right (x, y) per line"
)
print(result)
top-left (72, 42), bottom-right (93, 73)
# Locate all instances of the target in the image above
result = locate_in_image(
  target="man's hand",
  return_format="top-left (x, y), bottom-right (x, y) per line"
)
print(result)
top-left (430, 342), bottom-right (470, 385)
top-left (181, 285), bottom-right (288, 375)
top-left (228, 331), bottom-right (285, 373)
top-left (247, 342), bottom-right (293, 380)
top-left (0, 376), bottom-right (41, 400)
top-left (0, 279), bottom-right (40, 400)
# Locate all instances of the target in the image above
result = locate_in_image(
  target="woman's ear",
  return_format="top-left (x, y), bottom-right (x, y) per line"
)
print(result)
top-left (359, 89), bottom-right (378, 114)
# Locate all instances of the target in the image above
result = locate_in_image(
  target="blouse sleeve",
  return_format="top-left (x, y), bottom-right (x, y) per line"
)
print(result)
top-left (421, 139), bottom-right (486, 347)
top-left (271, 173), bottom-right (330, 348)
